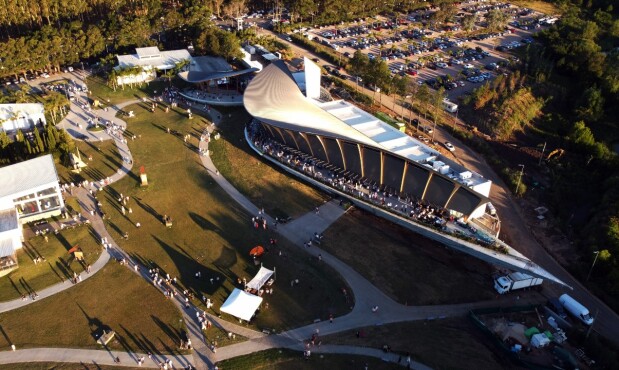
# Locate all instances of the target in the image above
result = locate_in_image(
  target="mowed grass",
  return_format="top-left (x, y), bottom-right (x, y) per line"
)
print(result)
top-left (0, 364), bottom-right (142, 370)
top-left (324, 319), bottom-right (508, 370)
top-left (216, 348), bottom-right (401, 369)
top-left (55, 139), bottom-right (123, 185)
top-left (0, 263), bottom-right (184, 353)
top-left (321, 208), bottom-right (495, 305)
top-left (97, 103), bottom-right (350, 331)
top-left (85, 75), bottom-right (168, 106)
top-left (512, 0), bottom-right (560, 15)
top-left (0, 226), bottom-right (101, 302)
top-left (209, 110), bottom-right (329, 219)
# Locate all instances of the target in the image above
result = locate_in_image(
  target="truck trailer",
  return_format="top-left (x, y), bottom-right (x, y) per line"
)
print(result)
top-left (494, 272), bottom-right (543, 294)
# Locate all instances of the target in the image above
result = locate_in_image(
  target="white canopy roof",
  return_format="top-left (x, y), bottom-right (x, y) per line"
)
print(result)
top-left (246, 266), bottom-right (274, 291)
top-left (220, 288), bottom-right (263, 321)
top-left (0, 154), bottom-right (59, 199)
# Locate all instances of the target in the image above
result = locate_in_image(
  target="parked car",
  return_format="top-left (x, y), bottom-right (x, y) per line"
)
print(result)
top-left (444, 142), bottom-right (455, 151)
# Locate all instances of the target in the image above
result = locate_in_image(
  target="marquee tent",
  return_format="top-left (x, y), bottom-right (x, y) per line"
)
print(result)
top-left (246, 265), bottom-right (274, 291)
top-left (220, 288), bottom-right (263, 321)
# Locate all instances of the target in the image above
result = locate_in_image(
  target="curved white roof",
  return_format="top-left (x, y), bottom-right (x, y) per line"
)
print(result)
top-left (243, 61), bottom-right (377, 146)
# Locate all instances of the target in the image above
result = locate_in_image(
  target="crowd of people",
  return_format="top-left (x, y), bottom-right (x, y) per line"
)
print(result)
top-left (247, 121), bottom-right (452, 232)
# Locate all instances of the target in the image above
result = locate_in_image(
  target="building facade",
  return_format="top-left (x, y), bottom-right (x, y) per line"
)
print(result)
top-left (0, 103), bottom-right (46, 132)
top-left (0, 154), bottom-right (65, 225)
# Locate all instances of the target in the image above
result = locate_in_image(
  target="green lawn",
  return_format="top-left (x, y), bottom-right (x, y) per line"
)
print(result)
top-left (321, 208), bottom-right (495, 305)
top-left (0, 225), bottom-right (101, 302)
top-left (0, 263), bottom-right (184, 353)
top-left (96, 103), bottom-right (350, 331)
top-left (216, 348), bottom-right (401, 369)
top-left (85, 75), bottom-right (168, 106)
top-left (0, 364), bottom-right (142, 370)
top-left (55, 139), bottom-right (122, 184)
top-left (209, 110), bottom-right (329, 219)
top-left (324, 319), bottom-right (509, 370)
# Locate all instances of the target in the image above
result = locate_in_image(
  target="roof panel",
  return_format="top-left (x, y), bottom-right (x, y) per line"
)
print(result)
top-left (0, 155), bottom-right (60, 199)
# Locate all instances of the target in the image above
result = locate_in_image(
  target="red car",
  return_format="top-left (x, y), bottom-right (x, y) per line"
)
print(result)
top-left (406, 69), bottom-right (418, 76)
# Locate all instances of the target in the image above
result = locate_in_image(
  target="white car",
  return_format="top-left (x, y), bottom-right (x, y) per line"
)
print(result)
top-left (436, 62), bottom-right (448, 68)
top-left (463, 63), bottom-right (474, 69)
top-left (41, 73), bottom-right (50, 78)
top-left (444, 142), bottom-right (455, 152)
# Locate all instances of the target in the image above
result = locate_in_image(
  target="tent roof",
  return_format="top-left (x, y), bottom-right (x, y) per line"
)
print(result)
top-left (220, 288), bottom-right (263, 321)
top-left (246, 266), bottom-right (274, 291)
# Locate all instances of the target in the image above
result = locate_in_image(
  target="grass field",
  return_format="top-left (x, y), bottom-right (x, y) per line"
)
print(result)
top-left (324, 319), bottom-right (510, 370)
top-left (0, 263), bottom-right (184, 353)
top-left (55, 139), bottom-right (122, 184)
top-left (209, 111), bottom-right (329, 219)
top-left (85, 75), bottom-right (168, 106)
top-left (0, 226), bottom-right (101, 302)
top-left (512, 0), bottom-right (560, 15)
top-left (0, 364), bottom-right (143, 370)
top-left (96, 103), bottom-right (350, 331)
top-left (216, 348), bottom-right (401, 369)
top-left (321, 208), bottom-right (495, 305)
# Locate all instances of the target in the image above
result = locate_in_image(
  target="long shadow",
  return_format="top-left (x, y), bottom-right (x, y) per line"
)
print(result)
top-left (48, 261), bottom-right (65, 282)
top-left (152, 235), bottom-right (223, 296)
top-left (151, 315), bottom-right (181, 355)
top-left (7, 277), bottom-right (22, 296)
top-left (134, 198), bottom-right (162, 223)
top-left (188, 212), bottom-right (222, 234)
top-left (19, 277), bottom-right (34, 295)
top-left (0, 325), bottom-right (12, 346)
top-left (56, 258), bottom-right (73, 280)
top-left (77, 303), bottom-right (112, 342)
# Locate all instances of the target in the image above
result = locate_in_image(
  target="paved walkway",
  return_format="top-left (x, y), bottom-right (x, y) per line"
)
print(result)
top-left (0, 347), bottom-right (189, 368)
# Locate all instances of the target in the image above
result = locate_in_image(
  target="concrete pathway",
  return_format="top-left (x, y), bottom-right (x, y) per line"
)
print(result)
top-left (0, 347), bottom-right (189, 369)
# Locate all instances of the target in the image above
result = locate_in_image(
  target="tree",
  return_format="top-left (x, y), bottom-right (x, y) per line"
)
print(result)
top-left (430, 87), bottom-right (446, 139)
top-left (33, 126), bottom-right (45, 153)
top-left (486, 9), bottom-right (509, 32)
top-left (416, 84), bottom-right (431, 122)
top-left (576, 86), bottom-right (605, 122)
top-left (45, 122), bottom-right (57, 150)
top-left (462, 14), bottom-right (477, 33)
top-left (0, 130), bottom-right (13, 163)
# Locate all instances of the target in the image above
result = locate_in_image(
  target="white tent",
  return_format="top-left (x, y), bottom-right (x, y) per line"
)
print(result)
top-left (220, 288), bottom-right (263, 321)
top-left (246, 265), bottom-right (275, 291)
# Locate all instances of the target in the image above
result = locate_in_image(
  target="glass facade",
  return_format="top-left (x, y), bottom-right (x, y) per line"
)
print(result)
top-left (13, 186), bottom-right (62, 217)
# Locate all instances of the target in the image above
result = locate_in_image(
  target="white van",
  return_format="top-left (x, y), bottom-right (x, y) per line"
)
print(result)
top-left (442, 99), bottom-right (458, 113)
top-left (559, 294), bottom-right (594, 325)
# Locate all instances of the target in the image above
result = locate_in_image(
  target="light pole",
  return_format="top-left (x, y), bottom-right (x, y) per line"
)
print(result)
top-left (586, 250), bottom-right (600, 281)
top-left (515, 164), bottom-right (525, 196)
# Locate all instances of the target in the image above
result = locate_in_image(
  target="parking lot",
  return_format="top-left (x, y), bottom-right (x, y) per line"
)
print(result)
top-left (294, 1), bottom-right (551, 101)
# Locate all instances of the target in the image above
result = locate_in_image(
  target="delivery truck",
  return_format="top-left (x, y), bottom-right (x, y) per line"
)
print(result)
top-left (559, 294), bottom-right (594, 325)
top-left (494, 272), bottom-right (543, 294)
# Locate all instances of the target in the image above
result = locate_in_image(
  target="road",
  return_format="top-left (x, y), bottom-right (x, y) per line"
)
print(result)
top-left (264, 29), bottom-right (619, 344)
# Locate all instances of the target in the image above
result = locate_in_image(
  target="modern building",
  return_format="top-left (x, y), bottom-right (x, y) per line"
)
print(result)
top-left (0, 208), bottom-right (20, 276)
top-left (243, 59), bottom-right (568, 287)
top-left (176, 55), bottom-right (258, 106)
top-left (115, 47), bottom-right (192, 85)
top-left (0, 154), bottom-right (64, 224)
top-left (0, 103), bottom-right (46, 132)
top-left (244, 59), bottom-right (490, 219)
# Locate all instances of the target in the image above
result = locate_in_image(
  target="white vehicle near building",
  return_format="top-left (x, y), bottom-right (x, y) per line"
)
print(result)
top-left (442, 99), bottom-right (458, 113)
top-left (559, 294), bottom-right (594, 325)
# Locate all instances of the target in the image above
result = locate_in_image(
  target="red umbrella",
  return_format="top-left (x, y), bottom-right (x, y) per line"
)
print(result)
top-left (249, 246), bottom-right (264, 257)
